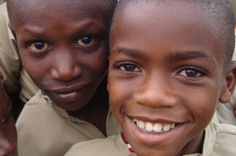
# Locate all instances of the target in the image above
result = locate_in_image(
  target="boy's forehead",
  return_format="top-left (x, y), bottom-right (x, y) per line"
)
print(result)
top-left (113, 1), bottom-right (215, 40)
top-left (13, 0), bottom-right (104, 7)
top-left (113, 0), bottom-right (234, 62)
top-left (115, 1), bottom-right (214, 28)
top-left (11, 0), bottom-right (107, 16)
top-left (111, 0), bottom-right (224, 64)
top-left (10, 0), bottom-right (110, 28)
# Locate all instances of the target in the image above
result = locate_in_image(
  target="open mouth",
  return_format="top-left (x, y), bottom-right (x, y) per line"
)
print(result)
top-left (133, 118), bottom-right (176, 133)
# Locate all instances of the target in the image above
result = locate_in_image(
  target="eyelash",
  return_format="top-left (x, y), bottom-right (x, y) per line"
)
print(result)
top-left (177, 65), bottom-right (207, 78)
top-left (27, 41), bottom-right (51, 54)
top-left (114, 61), bottom-right (141, 72)
top-left (113, 63), bottom-right (207, 77)
top-left (26, 35), bottom-right (101, 52)
top-left (75, 35), bottom-right (97, 45)
top-left (74, 35), bottom-right (102, 52)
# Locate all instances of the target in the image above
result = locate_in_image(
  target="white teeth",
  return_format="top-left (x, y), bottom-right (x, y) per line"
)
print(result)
top-left (133, 118), bottom-right (176, 133)
top-left (163, 125), bottom-right (171, 132)
top-left (153, 123), bottom-right (162, 132)
top-left (145, 122), bottom-right (153, 132)
top-left (171, 124), bottom-right (175, 129)
top-left (137, 120), bottom-right (145, 129)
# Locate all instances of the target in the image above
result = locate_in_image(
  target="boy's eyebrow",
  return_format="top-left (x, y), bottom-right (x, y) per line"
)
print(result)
top-left (112, 48), bottom-right (216, 65)
top-left (169, 51), bottom-right (216, 65)
top-left (111, 47), bottom-right (146, 59)
top-left (18, 19), bottom-right (107, 36)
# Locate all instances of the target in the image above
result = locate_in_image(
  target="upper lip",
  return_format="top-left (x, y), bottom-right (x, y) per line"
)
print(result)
top-left (51, 83), bottom-right (90, 93)
top-left (128, 115), bottom-right (185, 124)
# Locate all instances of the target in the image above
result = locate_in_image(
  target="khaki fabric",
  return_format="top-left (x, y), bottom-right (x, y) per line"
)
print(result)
top-left (217, 93), bottom-right (236, 125)
top-left (16, 90), bottom-right (119, 156)
top-left (0, 2), bottom-right (38, 102)
top-left (65, 118), bottom-right (236, 156)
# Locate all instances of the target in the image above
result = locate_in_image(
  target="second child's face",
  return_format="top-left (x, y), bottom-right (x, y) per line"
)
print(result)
top-left (108, 2), bottom-right (233, 156)
top-left (11, 0), bottom-right (109, 110)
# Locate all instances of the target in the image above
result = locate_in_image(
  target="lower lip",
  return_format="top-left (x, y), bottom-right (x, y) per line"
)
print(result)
top-left (52, 89), bottom-right (86, 103)
top-left (125, 116), bottom-right (183, 145)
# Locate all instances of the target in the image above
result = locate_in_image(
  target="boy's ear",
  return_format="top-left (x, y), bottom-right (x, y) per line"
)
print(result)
top-left (219, 61), bottom-right (236, 103)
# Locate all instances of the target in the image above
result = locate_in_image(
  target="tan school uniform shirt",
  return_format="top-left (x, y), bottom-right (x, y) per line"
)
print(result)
top-left (0, 2), bottom-right (38, 103)
top-left (65, 117), bottom-right (236, 156)
top-left (16, 90), bottom-right (119, 156)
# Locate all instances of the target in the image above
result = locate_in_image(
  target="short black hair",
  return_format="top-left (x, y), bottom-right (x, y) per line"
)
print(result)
top-left (113, 0), bottom-right (235, 65)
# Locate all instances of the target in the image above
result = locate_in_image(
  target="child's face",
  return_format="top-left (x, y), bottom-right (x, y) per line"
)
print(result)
top-left (10, 0), bottom-right (109, 111)
top-left (108, 2), bottom-right (234, 156)
top-left (0, 75), bottom-right (17, 156)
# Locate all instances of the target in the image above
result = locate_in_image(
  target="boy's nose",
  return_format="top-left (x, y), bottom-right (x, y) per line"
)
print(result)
top-left (134, 76), bottom-right (177, 108)
top-left (50, 50), bottom-right (82, 81)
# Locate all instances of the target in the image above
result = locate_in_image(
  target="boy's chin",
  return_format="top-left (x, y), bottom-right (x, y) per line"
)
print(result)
top-left (55, 101), bottom-right (87, 111)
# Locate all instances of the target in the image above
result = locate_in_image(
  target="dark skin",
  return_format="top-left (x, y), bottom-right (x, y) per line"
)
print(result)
top-left (9, 0), bottom-right (111, 136)
top-left (5, 88), bottom-right (24, 121)
top-left (69, 79), bottom-right (109, 134)
top-left (108, 1), bottom-right (236, 156)
top-left (0, 72), bottom-right (18, 156)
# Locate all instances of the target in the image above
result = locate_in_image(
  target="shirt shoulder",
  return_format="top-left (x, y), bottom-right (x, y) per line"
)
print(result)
top-left (65, 135), bottom-right (134, 156)
top-left (209, 123), bottom-right (236, 156)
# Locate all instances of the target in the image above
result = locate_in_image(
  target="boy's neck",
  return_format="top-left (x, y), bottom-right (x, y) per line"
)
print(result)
top-left (68, 80), bottom-right (109, 136)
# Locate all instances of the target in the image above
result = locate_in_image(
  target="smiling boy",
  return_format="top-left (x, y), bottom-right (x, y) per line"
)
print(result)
top-left (65, 0), bottom-right (236, 156)
top-left (6, 0), bottom-right (118, 155)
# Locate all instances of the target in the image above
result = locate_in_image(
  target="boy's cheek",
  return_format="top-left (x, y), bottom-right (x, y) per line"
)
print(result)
top-left (108, 82), bottom-right (128, 112)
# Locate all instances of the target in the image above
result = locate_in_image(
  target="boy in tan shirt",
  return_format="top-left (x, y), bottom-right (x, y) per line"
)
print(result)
top-left (6, 0), bottom-right (118, 155)
top-left (65, 0), bottom-right (236, 155)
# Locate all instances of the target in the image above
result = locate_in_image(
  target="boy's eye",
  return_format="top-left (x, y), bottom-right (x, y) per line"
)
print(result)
top-left (75, 36), bottom-right (98, 47)
top-left (28, 41), bottom-right (50, 53)
top-left (115, 62), bottom-right (140, 72)
top-left (178, 66), bottom-right (205, 78)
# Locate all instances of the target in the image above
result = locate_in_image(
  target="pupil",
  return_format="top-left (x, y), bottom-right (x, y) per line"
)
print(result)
top-left (34, 42), bottom-right (44, 49)
top-left (82, 36), bottom-right (91, 44)
top-left (186, 69), bottom-right (196, 77)
top-left (125, 65), bottom-right (135, 71)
